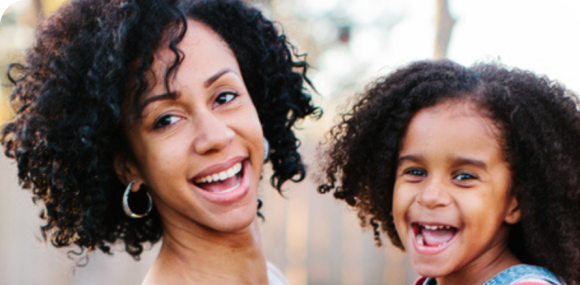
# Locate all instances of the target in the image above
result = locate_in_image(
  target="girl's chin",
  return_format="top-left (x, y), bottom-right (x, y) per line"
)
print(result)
top-left (406, 240), bottom-right (455, 278)
top-left (410, 258), bottom-right (455, 280)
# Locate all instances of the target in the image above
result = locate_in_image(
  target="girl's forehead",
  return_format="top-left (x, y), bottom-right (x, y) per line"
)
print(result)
top-left (422, 100), bottom-right (480, 116)
top-left (408, 101), bottom-right (502, 144)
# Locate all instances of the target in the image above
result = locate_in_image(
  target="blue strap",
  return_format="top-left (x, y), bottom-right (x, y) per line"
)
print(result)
top-left (483, 265), bottom-right (564, 285)
top-left (420, 265), bottom-right (564, 285)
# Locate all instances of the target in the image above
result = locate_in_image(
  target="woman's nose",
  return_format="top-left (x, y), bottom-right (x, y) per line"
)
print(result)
top-left (416, 180), bottom-right (451, 209)
top-left (192, 113), bottom-right (235, 154)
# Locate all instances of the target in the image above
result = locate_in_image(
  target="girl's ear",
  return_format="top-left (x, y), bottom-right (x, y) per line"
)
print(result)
top-left (504, 194), bottom-right (521, 224)
top-left (114, 152), bottom-right (144, 192)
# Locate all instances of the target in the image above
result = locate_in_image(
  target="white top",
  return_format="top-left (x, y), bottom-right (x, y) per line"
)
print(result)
top-left (267, 262), bottom-right (290, 285)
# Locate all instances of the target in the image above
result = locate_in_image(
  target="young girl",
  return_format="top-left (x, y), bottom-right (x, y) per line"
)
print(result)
top-left (319, 60), bottom-right (580, 284)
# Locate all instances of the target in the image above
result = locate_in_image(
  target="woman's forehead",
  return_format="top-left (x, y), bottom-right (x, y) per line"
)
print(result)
top-left (144, 19), bottom-right (241, 97)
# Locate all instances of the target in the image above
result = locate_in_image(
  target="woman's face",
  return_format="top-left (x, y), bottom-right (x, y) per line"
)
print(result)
top-left (118, 20), bottom-right (264, 233)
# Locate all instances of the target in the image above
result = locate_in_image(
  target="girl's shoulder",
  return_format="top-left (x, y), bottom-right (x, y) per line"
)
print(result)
top-left (413, 265), bottom-right (564, 285)
top-left (413, 276), bottom-right (428, 285)
top-left (412, 278), bottom-right (555, 285)
top-left (484, 264), bottom-right (564, 285)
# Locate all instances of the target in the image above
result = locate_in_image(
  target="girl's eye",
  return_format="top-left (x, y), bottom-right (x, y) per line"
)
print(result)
top-left (453, 172), bottom-right (478, 182)
top-left (402, 168), bottom-right (426, 182)
top-left (403, 168), bottom-right (426, 177)
top-left (154, 114), bottom-right (182, 129)
top-left (213, 91), bottom-right (238, 108)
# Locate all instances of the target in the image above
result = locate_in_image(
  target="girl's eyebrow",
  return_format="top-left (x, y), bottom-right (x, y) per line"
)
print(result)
top-left (397, 154), bottom-right (423, 166)
top-left (451, 156), bottom-right (488, 170)
top-left (397, 155), bottom-right (487, 170)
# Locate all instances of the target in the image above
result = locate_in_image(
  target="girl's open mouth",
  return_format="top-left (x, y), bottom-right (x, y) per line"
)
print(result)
top-left (193, 162), bottom-right (243, 194)
top-left (412, 223), bottom-right (458, 248)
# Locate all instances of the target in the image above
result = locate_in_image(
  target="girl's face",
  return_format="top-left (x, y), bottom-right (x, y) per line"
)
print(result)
top-left (117, 20), bottom-right (264, 234)
top-left (393, 102), bottom-right (521, 281)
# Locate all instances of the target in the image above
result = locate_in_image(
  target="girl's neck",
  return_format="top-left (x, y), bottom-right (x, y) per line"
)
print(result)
top-left (436, 245), bottom-right (521, 285)
top-left (142, 217), bottom-right (268, 285)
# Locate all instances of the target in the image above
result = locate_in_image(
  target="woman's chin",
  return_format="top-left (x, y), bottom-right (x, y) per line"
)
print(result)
top-left (207, 203), bottom-right (259, 233)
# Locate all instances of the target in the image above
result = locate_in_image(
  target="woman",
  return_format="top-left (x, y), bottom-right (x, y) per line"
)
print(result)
top-left (1, 0), bottom-right (319, 283)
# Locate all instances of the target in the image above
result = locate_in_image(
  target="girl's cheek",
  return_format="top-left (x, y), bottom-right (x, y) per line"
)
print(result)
top-left (392, 190), bottom-right (407, 241)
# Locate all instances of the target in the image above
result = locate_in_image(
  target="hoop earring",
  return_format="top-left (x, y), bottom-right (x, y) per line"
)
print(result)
top-left (264, 137), bottom-right (270, 161)
top-left (123, 181), bottom-right (152, 218)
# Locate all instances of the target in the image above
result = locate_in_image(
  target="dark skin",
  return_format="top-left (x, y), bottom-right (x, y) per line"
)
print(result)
top-left (115, 20), bottom-right (269, 285)
top-left (393, 102), bottom-right (520, 284)
top-left (319, 60), bottom-right (580, 283)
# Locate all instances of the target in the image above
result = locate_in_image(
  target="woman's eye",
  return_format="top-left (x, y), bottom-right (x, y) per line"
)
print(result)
top-left (154, 114), bottom-right (181, 129)
top-left (213, 91), bottom-right (238, 108)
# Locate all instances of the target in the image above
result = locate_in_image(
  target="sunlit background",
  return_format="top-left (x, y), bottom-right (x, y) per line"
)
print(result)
top-left (1, 0), bottom-right (579, 284)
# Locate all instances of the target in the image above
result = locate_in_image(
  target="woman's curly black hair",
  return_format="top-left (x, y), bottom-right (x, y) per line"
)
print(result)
top-left (319, 59), bottom-right (580, 283)
top-left (1, 0), bottom-right (320, 260)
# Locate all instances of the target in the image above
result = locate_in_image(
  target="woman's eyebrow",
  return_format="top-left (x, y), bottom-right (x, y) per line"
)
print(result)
top-left (204, 68), bottom-right (235, 88)
top-left (139, 68), bottom-right (236, 114)
top-left (140, 92), bottom-right (180, 114)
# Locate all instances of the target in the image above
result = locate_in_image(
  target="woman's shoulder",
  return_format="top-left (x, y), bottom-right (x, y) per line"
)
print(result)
top-left (267, 261), bottom-right (290, 285)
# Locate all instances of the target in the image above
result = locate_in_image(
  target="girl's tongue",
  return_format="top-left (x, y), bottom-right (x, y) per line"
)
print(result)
top-left (418, 225), bottom-right (457, 247)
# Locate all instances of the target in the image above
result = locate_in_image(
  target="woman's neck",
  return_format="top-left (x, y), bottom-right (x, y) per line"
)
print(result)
top-left (142, 217), bottom-right (268, 285)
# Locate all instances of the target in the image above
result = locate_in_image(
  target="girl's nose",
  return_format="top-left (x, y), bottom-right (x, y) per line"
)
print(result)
top-left (416, 180), bottom-right (451, 209)
top-left (193, 113), bottom-right (235, 154)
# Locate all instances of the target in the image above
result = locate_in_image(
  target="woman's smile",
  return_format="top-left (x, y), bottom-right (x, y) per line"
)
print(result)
top-left (120, 19), bottom-right (265, 233)
top-left (191, 157), bottom-right (251, 204)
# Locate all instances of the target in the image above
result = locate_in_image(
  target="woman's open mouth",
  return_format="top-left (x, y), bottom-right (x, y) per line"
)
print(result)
top-left (412, 223), bottom-right (458, 249)
top-left (193, 162), bottom-right (243, 194)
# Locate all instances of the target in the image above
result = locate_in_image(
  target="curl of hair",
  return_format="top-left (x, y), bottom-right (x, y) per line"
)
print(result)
top-left (319, 59), bottom-right (580, 283)
top-left (185, 0), bottom-right (321, 190)
top-left (1, 0), bottom-right (319, 261)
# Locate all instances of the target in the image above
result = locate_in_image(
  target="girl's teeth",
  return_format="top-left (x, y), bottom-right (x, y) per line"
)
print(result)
top-left (423, 224), bottom-right (451, 230)
top-left (417, 233), bottom-right (425, 245)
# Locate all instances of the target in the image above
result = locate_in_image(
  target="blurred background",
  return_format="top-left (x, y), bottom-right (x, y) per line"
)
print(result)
top-left (1, 0), bottom-right (579, 284)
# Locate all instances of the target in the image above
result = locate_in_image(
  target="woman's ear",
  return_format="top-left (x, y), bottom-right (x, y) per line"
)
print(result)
top-left (114, 152), bottom-right (143, 191)
top-left (504, 194), bottom-right (522, 224)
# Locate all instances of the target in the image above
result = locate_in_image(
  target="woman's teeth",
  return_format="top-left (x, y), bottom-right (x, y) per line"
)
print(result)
top-left (194, 162), bottom-right (242, 184)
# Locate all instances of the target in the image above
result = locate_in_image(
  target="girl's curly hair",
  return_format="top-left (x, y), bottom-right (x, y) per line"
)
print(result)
top-left (1, 0), bottom-right (320, 260)
top-left (319, 59), bottom-right (580, 283)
